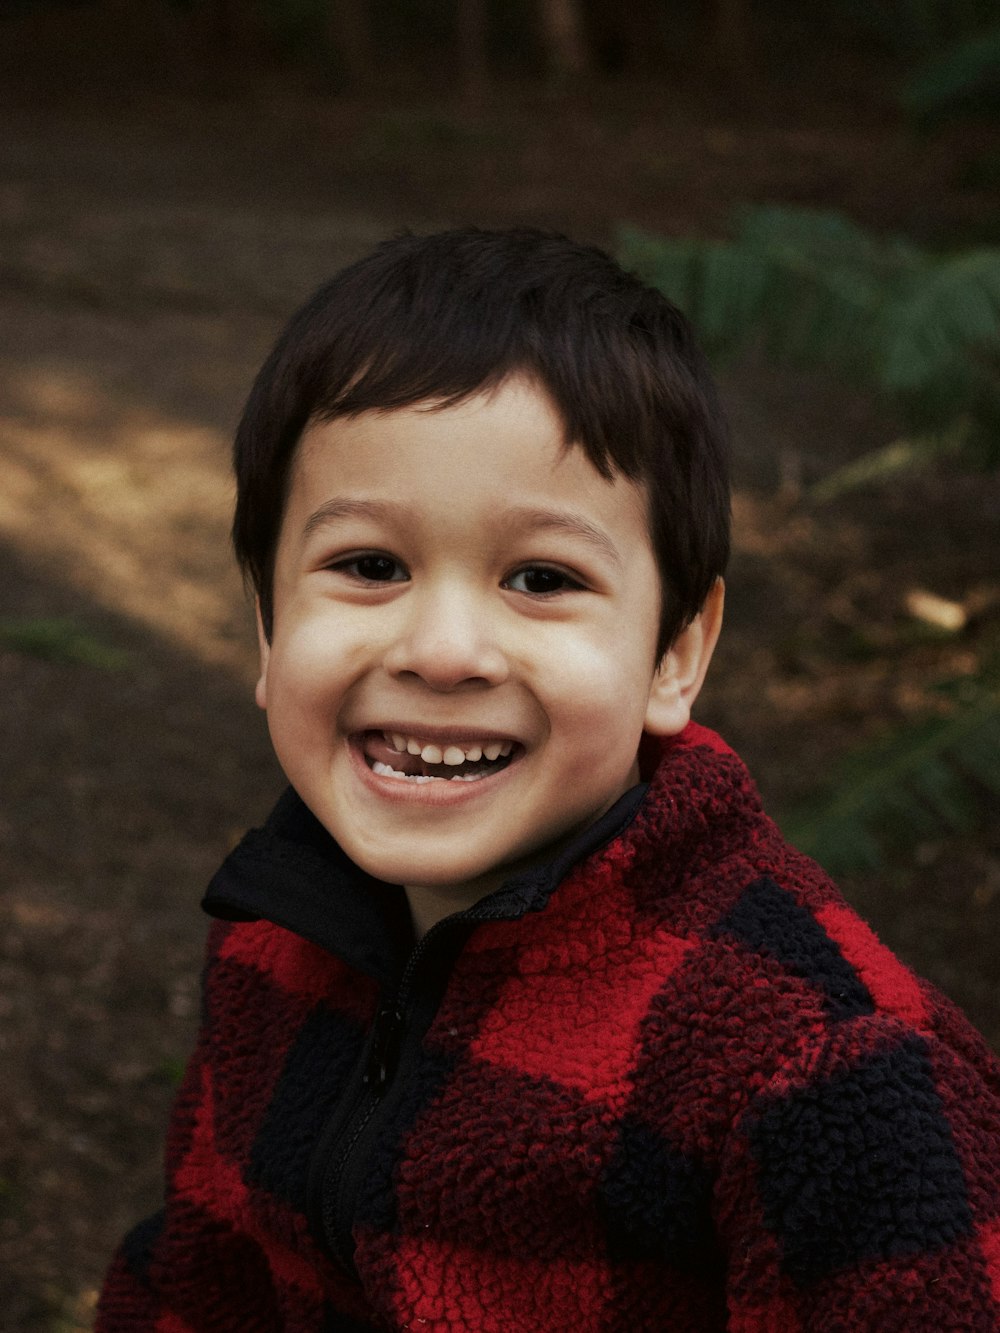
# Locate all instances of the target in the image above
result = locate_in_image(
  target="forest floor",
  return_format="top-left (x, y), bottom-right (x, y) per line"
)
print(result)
top-left (1, 34), bottom-right (999, 1330)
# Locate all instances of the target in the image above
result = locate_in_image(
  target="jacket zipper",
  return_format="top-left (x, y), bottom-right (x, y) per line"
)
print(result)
top-left (309, 915), bottom-right (464, 1272)
top-left (311, 895), bottom-right (528, 1273)
top-left (318, 1004), bottom-right (405, 1272)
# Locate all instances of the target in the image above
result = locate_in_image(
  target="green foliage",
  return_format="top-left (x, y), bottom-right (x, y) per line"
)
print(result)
top-left (0, 616), bottom-right (129, 669)
top-left (781, 668), bottom-right (1000, 874)
top-left (902, 23), bottom-right (1000, 128)
top-left (836, 0), bottom-right (999, 55)
top-left (619, 207), bottom-right (1000, 474)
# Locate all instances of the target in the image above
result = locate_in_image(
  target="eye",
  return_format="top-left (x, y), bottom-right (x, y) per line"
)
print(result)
top-left (505, 565), bottom-right (583, 596)
top-left (333, 553), bottom-right (408, 584)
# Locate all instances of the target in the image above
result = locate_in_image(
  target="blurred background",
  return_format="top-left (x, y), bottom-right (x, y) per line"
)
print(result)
top-left (1, 1), bottom-right (999, 1326)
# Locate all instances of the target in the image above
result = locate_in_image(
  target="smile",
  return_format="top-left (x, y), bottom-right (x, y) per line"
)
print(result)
top-left (360, 730), bottom-right (519, 784)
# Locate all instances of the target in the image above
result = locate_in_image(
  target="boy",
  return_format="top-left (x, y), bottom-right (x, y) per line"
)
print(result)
top-left (97, 228), bottom-right (1000, 1330)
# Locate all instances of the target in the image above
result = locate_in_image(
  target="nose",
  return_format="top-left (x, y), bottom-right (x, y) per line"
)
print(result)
top-left (382, 579), bottom-right (509, 692)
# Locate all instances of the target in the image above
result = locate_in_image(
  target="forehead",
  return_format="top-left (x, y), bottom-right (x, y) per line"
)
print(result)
top-left (285, 377), bottom-right (652, 538)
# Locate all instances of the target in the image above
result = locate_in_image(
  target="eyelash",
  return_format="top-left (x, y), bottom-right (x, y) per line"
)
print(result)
top-left (328, 554), bottom-right (584, 597)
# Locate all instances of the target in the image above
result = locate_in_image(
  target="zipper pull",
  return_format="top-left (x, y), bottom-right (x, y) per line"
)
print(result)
top-left (363, 1006), bottom-right (404, 1095)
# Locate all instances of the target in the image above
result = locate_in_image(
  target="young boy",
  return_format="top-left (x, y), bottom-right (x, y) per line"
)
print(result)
top-left (97, 228), bottom-right (1000, 1331)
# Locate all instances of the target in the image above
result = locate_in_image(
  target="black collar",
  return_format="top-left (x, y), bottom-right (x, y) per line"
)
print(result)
top-left (203, 783), bottom-right (648, 986)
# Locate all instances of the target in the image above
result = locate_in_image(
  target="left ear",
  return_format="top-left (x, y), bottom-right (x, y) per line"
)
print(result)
top-left (254, 597), bottom-right (271, 713)
top-left (644, 579), bottom-right (724, 737)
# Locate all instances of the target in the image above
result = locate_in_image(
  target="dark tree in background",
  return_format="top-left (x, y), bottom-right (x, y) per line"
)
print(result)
top-left (3, 0), bottom-right (998, 98)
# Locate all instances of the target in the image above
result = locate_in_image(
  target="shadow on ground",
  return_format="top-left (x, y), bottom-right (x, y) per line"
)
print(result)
top-left (0, 540), bottom-right (282, 1328)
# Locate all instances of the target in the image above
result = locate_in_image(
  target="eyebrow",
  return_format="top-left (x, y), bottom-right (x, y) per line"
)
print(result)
top-left (300, 498), bottom-right (403, 543)
top-left (502, 506), bottom-right (625, 570)
top-left (300, 498), bottom-right (624, 570)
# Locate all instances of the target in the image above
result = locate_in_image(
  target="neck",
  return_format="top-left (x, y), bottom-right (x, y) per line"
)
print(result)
top-left (404, 880), bottom-right (492, 940)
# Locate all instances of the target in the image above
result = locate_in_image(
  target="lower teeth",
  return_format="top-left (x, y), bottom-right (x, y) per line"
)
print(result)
top-left (371, 760), bottom-right (489, 783)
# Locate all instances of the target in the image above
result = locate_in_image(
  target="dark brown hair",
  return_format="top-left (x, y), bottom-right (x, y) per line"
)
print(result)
top-left (232, 226), bottom-right (730, 657)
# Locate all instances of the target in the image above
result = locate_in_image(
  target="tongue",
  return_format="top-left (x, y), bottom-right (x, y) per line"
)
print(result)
top-left (363, 733), bottom-right (426, 775)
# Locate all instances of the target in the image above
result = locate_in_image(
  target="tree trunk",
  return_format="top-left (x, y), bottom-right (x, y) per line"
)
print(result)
top-left (209, 0), bottom-right (237, 59)
top-left (711, 0), bottom-right (751, 74)
top-left (538, 0), bottom-right (590, 82)
top-left (194, 0), bottom-right (261, 79)
top-left (457, 0), bottom-right (489, 110)
top-left (327, 0), bottom-right (376, 91)
top-left (585, 0), bottom-right (665, 75)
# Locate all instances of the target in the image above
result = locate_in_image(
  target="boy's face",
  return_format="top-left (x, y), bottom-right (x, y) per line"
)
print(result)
top-left (257, 376), bottom-right (719, 914)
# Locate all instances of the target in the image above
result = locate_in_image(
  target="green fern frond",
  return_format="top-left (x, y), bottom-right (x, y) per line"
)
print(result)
top-left (780, 672), bottom-right (1000, 874)
top-left (618, 229), bottom-right (739, 351)
top-left (734, 205), bottom-right (921, 279)
top-left (620, 212), bottom-right (911, 374)
top-left (734, 205), bottom-right (872, 254)
top-left (841, 0), bottom-right (1000, 57)
top-left (902, 24), bottom-right (1000, 128)
top-left (619, 208), bottom-right (1000, 487)
top-left (883, 250), bottom-right (1000, 400)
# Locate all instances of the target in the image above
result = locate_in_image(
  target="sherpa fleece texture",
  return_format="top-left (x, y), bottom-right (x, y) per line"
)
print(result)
top-left (96, 723), bottom-right (1000, 1331)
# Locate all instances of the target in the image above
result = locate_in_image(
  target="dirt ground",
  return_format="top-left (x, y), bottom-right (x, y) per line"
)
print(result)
top-left (1, 37), bottom-right (999, 1330)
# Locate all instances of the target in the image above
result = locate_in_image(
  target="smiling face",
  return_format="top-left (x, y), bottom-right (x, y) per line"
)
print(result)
top-left (256, 377), bottom-right (721, 929)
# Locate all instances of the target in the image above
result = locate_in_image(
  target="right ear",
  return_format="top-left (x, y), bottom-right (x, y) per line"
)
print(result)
top-left (643, 578), bottom-right (724, 738)
top-left (254, 598), bottom-right (270, 711)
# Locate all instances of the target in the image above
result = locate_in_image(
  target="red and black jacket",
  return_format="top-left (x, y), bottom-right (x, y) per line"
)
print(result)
top-left (96, 724), bottom-right (1000, 1331)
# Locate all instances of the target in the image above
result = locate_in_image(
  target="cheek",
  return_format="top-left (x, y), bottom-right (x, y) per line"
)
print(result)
top-left (263, 638), bottom-right (343, 748)
top-left (539, 633), bottom-right (653, 747)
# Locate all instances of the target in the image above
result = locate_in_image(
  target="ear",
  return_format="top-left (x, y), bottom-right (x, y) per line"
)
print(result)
top-left (643, 579), bottom-right (724, 737)
top-left (254, 598), bottom-right (270, 712)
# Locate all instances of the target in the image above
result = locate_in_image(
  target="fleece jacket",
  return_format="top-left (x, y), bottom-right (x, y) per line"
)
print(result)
top-left (96, 722), bottom-right (1000, 1331)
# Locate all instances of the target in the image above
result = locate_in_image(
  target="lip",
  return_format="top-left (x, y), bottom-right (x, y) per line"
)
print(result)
top-left (348, 733), bottom-right (523, 804)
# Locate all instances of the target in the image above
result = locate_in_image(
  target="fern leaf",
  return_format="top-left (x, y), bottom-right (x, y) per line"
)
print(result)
top-left (734, 208), bottom-right (881, 368)
top-left (902, 24), bottom-right (1000, 129)
top-left (620, 208), bottom-right (1000, 476)
top-left (781, 680), bottom-right (1000, 875)
top-left (735, 205), bottom-right (900, 271)
top-left (620, 214), bottom-right (891, 369)
top-left (618, 226), bottom-right (701, 328)
top-left (882, 250), bottom-right (1000, 402)
top-left (619, 228), bottom-right (773, 354)
top-left (693, 241), bottom-right (773, 348)
top-left (841, 0), bottom-right (983, 57)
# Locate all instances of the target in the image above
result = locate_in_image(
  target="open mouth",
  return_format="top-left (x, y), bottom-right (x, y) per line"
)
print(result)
top-left (361, 730), bottom-right (519, 784)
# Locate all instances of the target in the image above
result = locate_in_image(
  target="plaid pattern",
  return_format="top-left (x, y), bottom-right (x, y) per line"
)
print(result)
top-left (96, 724), bottom-right (1000, 1331)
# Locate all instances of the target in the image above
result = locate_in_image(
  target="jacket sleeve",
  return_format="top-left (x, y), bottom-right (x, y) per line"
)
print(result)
top-left (93, 923), bottom-right (291, 1332)
top-left (715, 1011), bottom-right (1000, 1331)
top-left (95, 1208), bottom-right (172, 1329)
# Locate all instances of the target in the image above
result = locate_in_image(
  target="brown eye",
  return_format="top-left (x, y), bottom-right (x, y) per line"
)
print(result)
top-left (355, 555), bottom-right (403, 582)
top-left (506, 566), bottom-right (581, 595)
top-left (334, 554), bottom-right (407, 583)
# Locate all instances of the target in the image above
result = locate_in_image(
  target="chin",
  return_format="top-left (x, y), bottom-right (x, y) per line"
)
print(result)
top-left (393, 859), bottom-right (499, 893)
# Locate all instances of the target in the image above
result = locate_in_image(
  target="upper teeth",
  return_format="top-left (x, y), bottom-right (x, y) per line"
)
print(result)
top-left (385, 732), bottom-right (513, 764)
